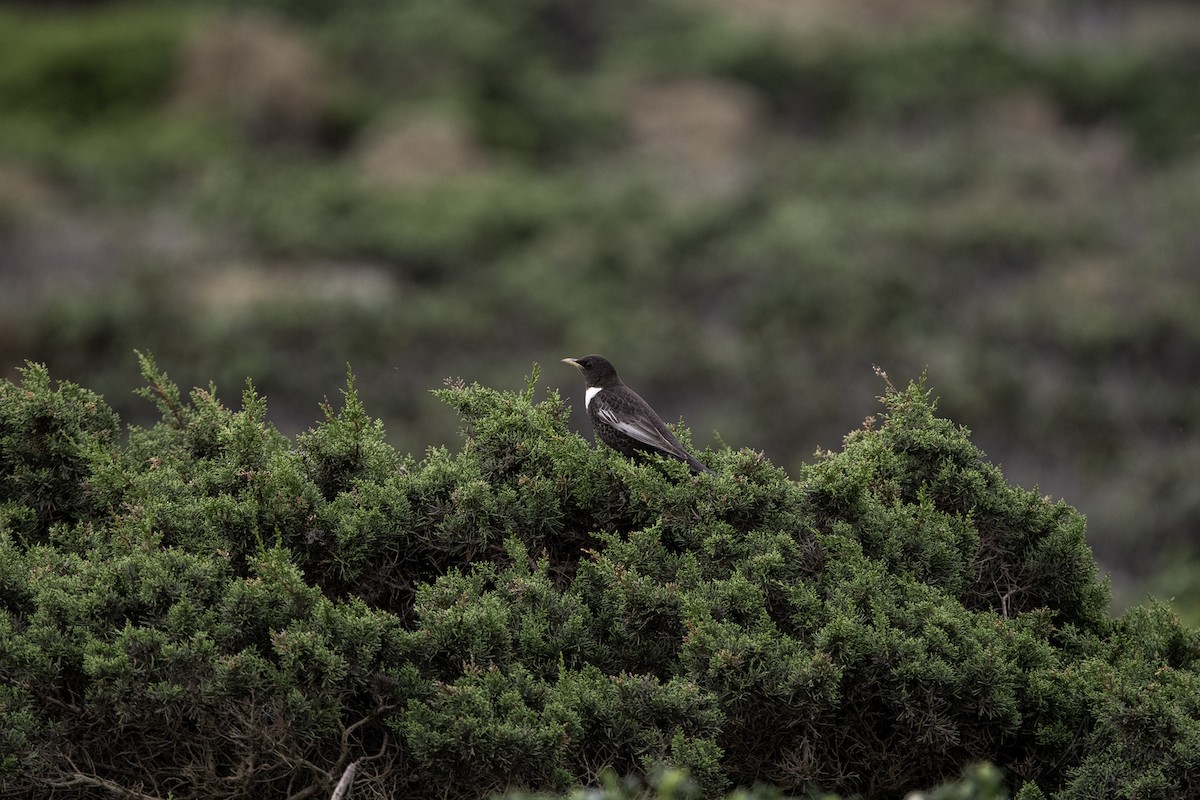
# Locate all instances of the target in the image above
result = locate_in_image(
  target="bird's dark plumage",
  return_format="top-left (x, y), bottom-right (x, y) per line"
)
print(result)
top-left (562, 355), bottom-right (712, 474)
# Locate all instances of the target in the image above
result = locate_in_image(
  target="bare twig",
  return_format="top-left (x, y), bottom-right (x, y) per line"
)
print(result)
top-left (872, 364), bottom-right (896, 393)
top-left (330, 761), bottom-right (358, 800)
top-left (50, 769), bottom-right (166, 800)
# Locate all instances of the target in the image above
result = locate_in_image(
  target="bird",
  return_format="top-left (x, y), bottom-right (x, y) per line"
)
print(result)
top-left (561, 355), bottom-right (713, 474)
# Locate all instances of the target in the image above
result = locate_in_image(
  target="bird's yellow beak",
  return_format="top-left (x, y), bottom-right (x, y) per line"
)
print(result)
top-left (561, 357), bottom-right (581, 370)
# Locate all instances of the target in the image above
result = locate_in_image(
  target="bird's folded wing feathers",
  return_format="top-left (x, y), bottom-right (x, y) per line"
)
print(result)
top-left (595, 406), bottom-right (688, 457)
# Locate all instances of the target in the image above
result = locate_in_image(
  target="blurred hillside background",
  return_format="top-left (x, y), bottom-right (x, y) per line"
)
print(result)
top-left (1, 0), bottom-right (1198, 616)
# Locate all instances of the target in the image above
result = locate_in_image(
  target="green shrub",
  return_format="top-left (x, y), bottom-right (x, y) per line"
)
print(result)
top-left (0, 363), bottom-right (119, 543)
top-left (0, 361), bottom-right (1197, 798)
top-left (0, 7), bottom-right (185, 131)
top-left (1039, 47), bottom-right (1200, 162)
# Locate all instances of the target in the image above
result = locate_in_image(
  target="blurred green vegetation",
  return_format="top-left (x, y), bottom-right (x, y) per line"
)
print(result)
top-left (0, 0), bottom-right (1198, 615)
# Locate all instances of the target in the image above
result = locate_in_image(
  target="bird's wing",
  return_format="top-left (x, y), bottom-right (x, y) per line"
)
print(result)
top-left (594, 404), bottom-right (690, 459)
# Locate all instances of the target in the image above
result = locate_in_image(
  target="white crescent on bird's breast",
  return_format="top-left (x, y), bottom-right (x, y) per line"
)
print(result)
top-left (585, 387), bottom-right (601, 408)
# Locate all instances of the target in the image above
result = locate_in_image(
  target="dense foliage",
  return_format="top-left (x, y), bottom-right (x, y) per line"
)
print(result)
top-left (1, 360), bottom-right (1197, 798)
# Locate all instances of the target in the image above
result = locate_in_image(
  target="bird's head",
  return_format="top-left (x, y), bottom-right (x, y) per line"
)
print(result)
top-left (561, 355), bottom-right (621, 388)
